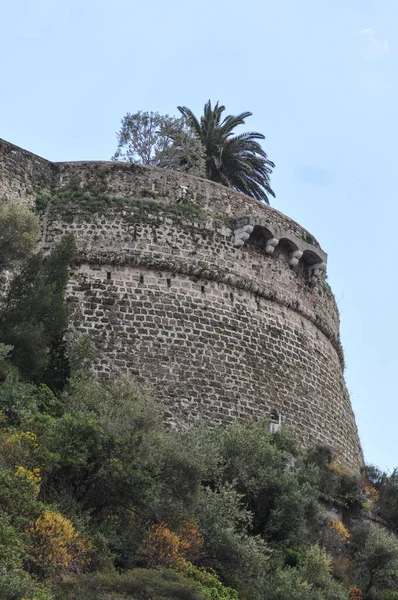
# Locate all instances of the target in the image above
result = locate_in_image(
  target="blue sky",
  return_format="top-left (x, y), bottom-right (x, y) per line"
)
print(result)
top-left (1, 0), bottom-right (396, 470)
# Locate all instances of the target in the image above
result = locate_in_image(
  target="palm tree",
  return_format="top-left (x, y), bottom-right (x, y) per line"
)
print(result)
top-left (177, 100), bottom-right (275, 204)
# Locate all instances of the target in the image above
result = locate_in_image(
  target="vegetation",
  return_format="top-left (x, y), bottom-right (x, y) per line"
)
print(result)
top-left (1, 204), bottom-right (398, 599)
top-left (178, 101), bottom-right (275, 204)
top-left (0, 204), bottom-right (39, 275)
top-left (35, 184), bottom-right (127, 215)
top-left (113, 101), bottom-right (275, 204)
top-left (112, 111), bottom-right (206, 177)
top-left (35, 185), bottom-right (207, 222)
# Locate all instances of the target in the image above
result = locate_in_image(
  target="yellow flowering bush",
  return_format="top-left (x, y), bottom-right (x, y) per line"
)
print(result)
top-left (15, 466), bottom-right (41, 492)
top-left (29, 510), bottom-right (92, 581)
top-left (363, 484), bottom-right (380, 503)
top-left (328, 519), bottom-right (350, 542)
top-left (3, 430), bottom-right (39, 449)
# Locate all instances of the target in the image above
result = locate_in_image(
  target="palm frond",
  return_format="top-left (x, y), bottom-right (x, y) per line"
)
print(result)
top-left (177, 101), bottom-right (275, 203)
top-left (177, 106), bottom-right (202, 139)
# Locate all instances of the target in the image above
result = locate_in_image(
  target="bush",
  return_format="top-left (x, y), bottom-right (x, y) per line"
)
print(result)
top-left (55, 568), bottom-right (210, 600)
top-left (350, 523), bottom-right (398, 598)
top-left (262, 545), bottom-right (349, 600)
top-left (0, 234), bottom-right (76, 388)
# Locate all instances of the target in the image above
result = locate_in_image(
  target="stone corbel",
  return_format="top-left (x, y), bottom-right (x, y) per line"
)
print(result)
top-left (309, 262), bottom-right (326, 280)
top-left (232, 217), bottom-right (328, 279)
top-left (289, 250), bottom-right (303, 266)
top-left (234, 225), bottom-right (254, 247)
top-left (265, 238), bottom-right (279, 254)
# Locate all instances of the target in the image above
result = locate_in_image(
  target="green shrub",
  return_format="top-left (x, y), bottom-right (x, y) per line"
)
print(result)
top-left (36, 185), bottom-right (126, 214)
top-left (54, 568), bottom-right (209, 600)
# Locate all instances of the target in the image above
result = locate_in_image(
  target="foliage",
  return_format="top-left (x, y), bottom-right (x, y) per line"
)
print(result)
top-left (182, 562), bottom-right (239, 600)
top-left (349, 586), bottom-right (363, 600)
top-left (178, 100), bottom-right (275, 203)
top-left (0, 203), bottom-right (40, 275)
top-left (217, 423), bottom-right (321, 545)
top-left (0, 514), bottom-right (36, 600)
top-left (0, 344), bottom-right (12, 379)
top-left (284, 546), bottom-right (306, 567)
top-left (310, 445), bottom-right (365, 515)
top-left (55, 568), bottom-right (212, 600)
top-left (263, 545), bottom-right (349, 600)
top-left (363, 465), bottom-right (398, 532)
top-left (112, 111), bottom-right (206, 177)
top-left (36, 184), bottom-right (127, 215)
top-left (0, 234), bottom-right (76, 387)
top-left (138, 520), bottom-right (203, 569)
top-left (194, 483), bottom-right (269, 595)
top-left (29, 510), bottom-right (92, 581)
top-left (329, 519), bottom-right (350, 543)
top-left (0, 372), bottom-right (61, 427)
top-left (0, 222), bottom-right (397, 599)
top-left (0, 463), bottom-right (50, 599)
top-left (28, 375), bottom-right (163, 577)
top-left (350, 523), bottom-right (398, 598)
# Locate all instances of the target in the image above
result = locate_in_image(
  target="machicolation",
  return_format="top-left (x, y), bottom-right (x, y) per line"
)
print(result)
top-left (0, 138), bottom-right (363, 470)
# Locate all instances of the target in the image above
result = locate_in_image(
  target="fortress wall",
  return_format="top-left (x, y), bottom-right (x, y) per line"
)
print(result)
top-left (42, 206), bottom-right (340, 351)
top-left (64, 263), bottom-right (361, 470)
top-left (0, 139), bottom-right (363, 470)
top-left (56, 161), bottom-right (323, 248)
top-left (42, 206), bottom-right (362, 470)
top-left (0, 139), bottom-right (57, 206)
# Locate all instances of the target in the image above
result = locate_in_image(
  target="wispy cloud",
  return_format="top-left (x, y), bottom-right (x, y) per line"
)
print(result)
top-left (357, 28), bottom-right (389, 56)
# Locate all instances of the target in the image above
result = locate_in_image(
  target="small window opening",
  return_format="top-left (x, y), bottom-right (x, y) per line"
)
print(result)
top-left (268, 410), bottom-right (282, 434)
top-left (166, 278), bottom-right (171, 288)
top-left (107, 272), bottom-right (111, 280)
top-left (140, 274), bottom-right (144, 284)
top-left (201, 286), bottom-right (205, 294)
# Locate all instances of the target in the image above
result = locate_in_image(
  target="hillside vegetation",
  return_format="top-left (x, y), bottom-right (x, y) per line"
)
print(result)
top-left (0, 204), bottom-right (397, 600)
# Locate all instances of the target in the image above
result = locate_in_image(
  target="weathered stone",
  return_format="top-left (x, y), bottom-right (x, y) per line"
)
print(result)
top-left (0, 138), bottom-right (363, 471)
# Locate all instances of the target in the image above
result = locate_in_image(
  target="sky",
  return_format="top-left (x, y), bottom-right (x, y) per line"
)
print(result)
top-left (1, 0), bottom-right (396, 470)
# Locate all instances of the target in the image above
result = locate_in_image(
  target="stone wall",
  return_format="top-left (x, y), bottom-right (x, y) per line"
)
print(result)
top-left (0, 138), bottom-right (363, 470)
top-left (0, 139), bottom-right (57, 206)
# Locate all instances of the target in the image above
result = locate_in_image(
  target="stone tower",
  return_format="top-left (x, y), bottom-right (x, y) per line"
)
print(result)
top-left (0, 139), bottom-right (363, 470)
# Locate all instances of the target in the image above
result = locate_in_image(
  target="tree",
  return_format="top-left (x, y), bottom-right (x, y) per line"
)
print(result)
top-left (138, 520), bottom-right (203, 569)
top-left (194, 482), bottom-right (269, 592)
top-left (37, 376), bottom-right (162, 527)
top-left (55, 568), bottom-right (213, 600)
top-left (263, 545), bottom-right (349, 600)
top-left (0, 206), bottom-right (40, 379)
top-left (0, 233), bottom-right (76, 387)
top-left (112, 111), bottom-right (206, 177)
top-left (350, 523), bottom-right (398, 598)
top-left (178, 100), bottom-right (275, 203)
top-left (0, 514), bottom-right (50, 600)
top-left (0, 204), bottom-right (39, 276)
top-left (363, 466), bottom-right (398, 533)
top-left (29, 510), bottom-right (91, 581)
